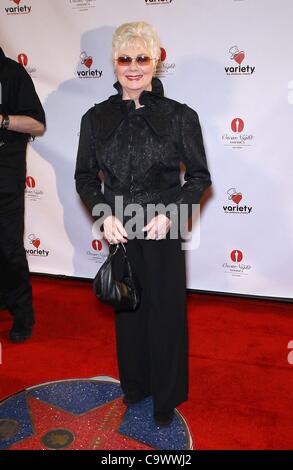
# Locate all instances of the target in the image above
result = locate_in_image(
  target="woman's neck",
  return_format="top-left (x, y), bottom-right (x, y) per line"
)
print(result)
top-left (122, 84), bottom-right (152, 109)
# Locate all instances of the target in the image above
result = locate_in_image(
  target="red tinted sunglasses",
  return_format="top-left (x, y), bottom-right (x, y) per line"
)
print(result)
top-left (116, 55), bottom-right (156, 66)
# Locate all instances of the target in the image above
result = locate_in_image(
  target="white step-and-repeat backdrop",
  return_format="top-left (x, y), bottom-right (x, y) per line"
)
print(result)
top-left (1, 0), bottom-right (293, 299)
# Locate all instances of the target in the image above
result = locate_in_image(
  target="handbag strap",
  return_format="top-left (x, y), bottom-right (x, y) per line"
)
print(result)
top-left (119, 243), bottom-right (126, 253)
top-left (109, 242), bottom-right (126, 258)
top-left (118, 242), bottom-right (128, 260)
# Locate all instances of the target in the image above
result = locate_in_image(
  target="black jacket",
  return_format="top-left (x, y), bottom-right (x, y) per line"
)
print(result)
top-left (75, 78), bottom-right (211, 222)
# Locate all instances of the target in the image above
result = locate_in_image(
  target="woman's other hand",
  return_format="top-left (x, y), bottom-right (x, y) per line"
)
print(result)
top-left (142, 214), bottom-right (172, 240)
top-left (103, 215), bottom-right (128, 244)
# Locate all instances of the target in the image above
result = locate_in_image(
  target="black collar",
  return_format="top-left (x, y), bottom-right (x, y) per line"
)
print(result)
top-left (97, 77), bottom-right (170, 140)
top-left (109, 77), bottom-right (165, 112)
top-left (113, 77), bottom-right (164, 99)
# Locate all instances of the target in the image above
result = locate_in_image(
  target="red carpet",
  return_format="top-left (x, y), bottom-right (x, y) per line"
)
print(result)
top-left (0, 275), bottom-right (293, 450)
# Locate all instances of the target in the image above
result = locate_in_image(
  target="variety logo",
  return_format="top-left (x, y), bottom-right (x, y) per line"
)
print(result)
top-left (223, 188), bottom-right (253, 215)
top-left (222, 249), bottom-right (252, 277)
top-left (145, 0), bottom-right (173, 4)
top-left (69, 0), bottom-right (97, 11)
top-left (17, 53), bottom-right (37, 76)
top-left (222, 117), bottom-right (254, 149)
top-left (5, 0), bottom-right (32, 15)
top-left (25, 176), bottom-right (44, 202)
top-left (225, 46), bottom-right (255, 75)
top-left (76, 51), bottom-right (103, 79)
top-left (26, 234), bottom-right (50, 257)
top-left (156, 47), bottom-right (175, 78)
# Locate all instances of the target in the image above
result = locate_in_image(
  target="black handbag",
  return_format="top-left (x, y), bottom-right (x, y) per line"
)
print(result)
top-left (93, 243), bottom-right (141, 312)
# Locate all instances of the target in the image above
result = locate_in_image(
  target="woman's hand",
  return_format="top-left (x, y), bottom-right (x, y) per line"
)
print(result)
top-left (103, 215), bottom-right (128, 244)
top-left (142, 214), bottom-right (172, 240)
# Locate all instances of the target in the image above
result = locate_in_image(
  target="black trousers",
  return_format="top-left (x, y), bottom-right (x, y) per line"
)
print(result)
top-left (113, 236), bottom-right (188, 413)
top-left (0, 191), bottom-right (34, 327)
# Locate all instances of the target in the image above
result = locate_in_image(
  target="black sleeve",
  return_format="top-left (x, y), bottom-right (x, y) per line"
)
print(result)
top-left (173, 104), bottom-right (212, 217)
top-left (75, 107), bottom-right (108, 214)
top-left (14, 65), bottom-right (46, 126)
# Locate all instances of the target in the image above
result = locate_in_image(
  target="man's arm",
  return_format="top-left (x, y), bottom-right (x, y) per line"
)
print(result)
top-left (0, 114), bottom-right (45, 136)
top-left (0, 62), bottom-right (46, 137)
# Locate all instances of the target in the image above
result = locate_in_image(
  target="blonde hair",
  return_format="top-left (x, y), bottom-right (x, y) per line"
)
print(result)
top-left (112, 21), bottom-right (161, 61)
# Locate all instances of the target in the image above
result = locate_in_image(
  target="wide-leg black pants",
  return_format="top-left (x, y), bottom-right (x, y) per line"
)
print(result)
top-left (0, 191), bottom-right (34, 327)
top-left (113, 236), bottom-right (188, 413)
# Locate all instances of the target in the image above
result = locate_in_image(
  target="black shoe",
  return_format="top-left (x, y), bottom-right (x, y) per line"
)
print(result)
top-left (9, 314), bottom-right (34, 343)
top-left (154, 409), bottom-right (175, 427)
top-left (9, 327), bottom-right (32, 343)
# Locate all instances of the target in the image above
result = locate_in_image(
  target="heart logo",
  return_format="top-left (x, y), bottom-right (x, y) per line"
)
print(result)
top-left (232, 193), bottom-right (242, 205)
top-left (13, 0), bottom-right (21, 4)
top-left (32, 239), bottom-right (40, 249)
top-left (84, 56), bottom-right (93, 69)
top-left (234, 52), bottom-right (245, 65)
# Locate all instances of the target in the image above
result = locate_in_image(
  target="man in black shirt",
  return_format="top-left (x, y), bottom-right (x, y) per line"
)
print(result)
top-left (0, 47), bottom-right (46, 342)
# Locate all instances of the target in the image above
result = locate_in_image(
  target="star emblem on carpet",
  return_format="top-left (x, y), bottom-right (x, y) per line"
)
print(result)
top-left (0, 378), bottom-right (192, 450)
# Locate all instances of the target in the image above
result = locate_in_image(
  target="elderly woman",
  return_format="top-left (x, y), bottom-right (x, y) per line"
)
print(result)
top-left (75, 22), bottom-right (211, 427)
